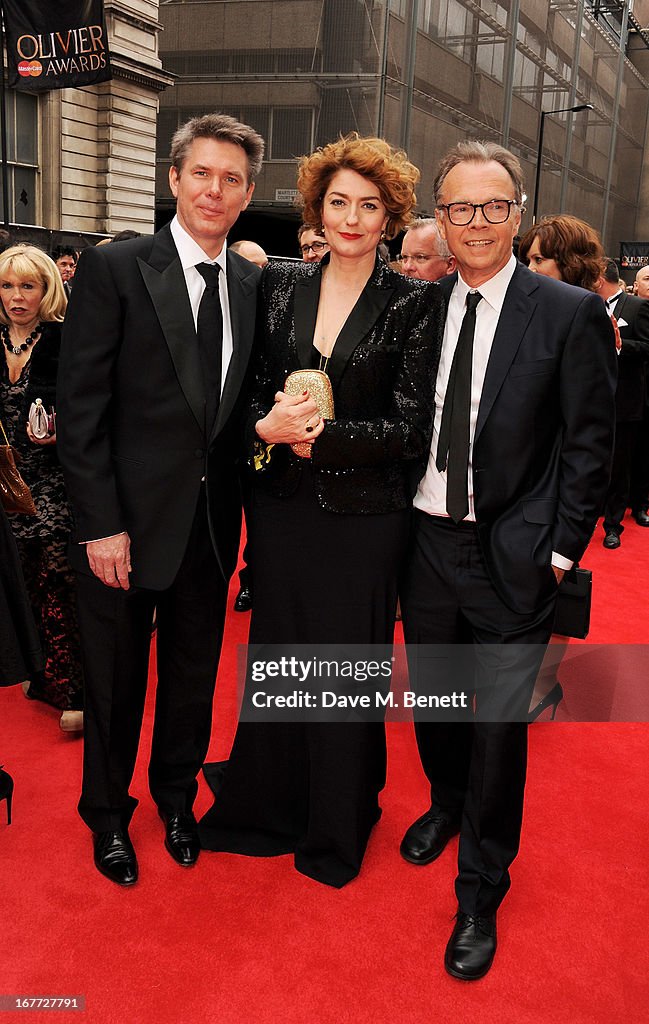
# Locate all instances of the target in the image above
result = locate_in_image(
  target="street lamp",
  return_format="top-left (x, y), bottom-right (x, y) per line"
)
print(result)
top-left (532, 103), bottom-right (593, 223)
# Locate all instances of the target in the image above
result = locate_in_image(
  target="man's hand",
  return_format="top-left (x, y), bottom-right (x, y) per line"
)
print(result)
top-left (87, 533), bottom-right (132, 590)
top-left (552, 565), bottom-right (565, 585)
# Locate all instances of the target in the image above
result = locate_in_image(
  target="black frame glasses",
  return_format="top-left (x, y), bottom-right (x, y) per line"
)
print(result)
top-left (300, 241), bottom-right (329, 254)
top-left (437, 200), bottom-right (519, 225)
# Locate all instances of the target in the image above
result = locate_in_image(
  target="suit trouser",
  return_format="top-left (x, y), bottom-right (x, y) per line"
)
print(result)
top-left (629, 406), bottom-right (649, 514)
top-left (603, 420), bottom-right (640, 533)
top-left (401, 511), bottom-right (556, 916)
top-left (76, 493), bottom-right (228, 834)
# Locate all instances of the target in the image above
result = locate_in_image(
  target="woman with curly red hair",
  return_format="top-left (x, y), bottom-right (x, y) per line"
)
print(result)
top-left (199, 134), bottom-right (445, 886)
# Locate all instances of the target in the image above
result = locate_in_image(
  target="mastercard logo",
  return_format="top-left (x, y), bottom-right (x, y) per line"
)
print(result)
top-left (18, 60), bottom-right (43, 78)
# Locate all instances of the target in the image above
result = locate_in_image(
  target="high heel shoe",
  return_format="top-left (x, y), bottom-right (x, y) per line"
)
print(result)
top-left (528, 682), bottom-right (564, 723)
top-left (0, 767), bottom-right (14, 825)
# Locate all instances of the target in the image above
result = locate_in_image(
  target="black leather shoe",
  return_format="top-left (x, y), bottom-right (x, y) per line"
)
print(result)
top-left (399, 809), bottom-right (460, 865)
top-left (603, 531), bottom-right (621, 549)
top-left (234, 586), bottom-right (252, 612)
top-left (160, 812), bottom-right (200, 866)
top-left (93, 830), bottom-right (138, 886)
top-left (633, 510), bottom-right (649, 527)
top-left (444, 911), bottom-right (497, 981)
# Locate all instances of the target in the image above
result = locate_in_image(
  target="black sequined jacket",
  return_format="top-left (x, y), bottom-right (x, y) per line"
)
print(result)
top-left (248, 255), bottom-right (445, 514)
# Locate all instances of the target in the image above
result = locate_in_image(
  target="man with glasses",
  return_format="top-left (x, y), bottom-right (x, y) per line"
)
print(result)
top-left (298, 224), bottom-right (329, 263)
top-left (400, 141), bottom-right (616, 979)
top-left (398, 217), bottom-right (456, 282)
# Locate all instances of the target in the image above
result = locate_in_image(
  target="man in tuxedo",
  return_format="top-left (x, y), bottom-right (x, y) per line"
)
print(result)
top-left (599, 259), bottom-right (649, 545)
top-left (57, 114), bottom-right (264, 886)
top-left (400, 141), bottom-right (617, 979)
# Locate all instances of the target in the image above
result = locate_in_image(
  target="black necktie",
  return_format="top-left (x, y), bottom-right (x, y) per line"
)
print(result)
top-left (195, 262), bottom-right (223, 435)
top-left (436, 290), bottom-right (482, 523)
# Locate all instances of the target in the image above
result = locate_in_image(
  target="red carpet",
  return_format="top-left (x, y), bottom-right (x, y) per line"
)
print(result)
top-left (0, 515), bottom-right (648, 1023)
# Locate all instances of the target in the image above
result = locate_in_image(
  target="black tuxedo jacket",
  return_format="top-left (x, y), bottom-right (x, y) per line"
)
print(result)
top-left (57, 225), bottom-right (260, 589)
top-left (249, 256), bottom-right (445, 514)
top-left (610, 292), bottom-right (649, 421)
top-left (437, 263), bottom-right (617, 614)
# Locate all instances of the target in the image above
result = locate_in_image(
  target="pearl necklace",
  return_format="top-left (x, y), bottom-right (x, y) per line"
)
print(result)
top-left (1, 322), bottom-right (42, 356)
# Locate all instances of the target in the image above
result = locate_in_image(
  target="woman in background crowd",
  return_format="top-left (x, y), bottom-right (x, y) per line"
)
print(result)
top-left (518, 214), bottom-right (608, 720)
top-left (0, 245), bottom-right (83, 733)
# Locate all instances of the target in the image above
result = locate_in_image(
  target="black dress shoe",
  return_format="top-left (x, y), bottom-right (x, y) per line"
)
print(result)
top-left (234, 586), bottom-right (252, 612)
top-left (93, 830), bottom-right (138, 886)
top-left (399, 809), bottom-right (460, 865)
top-left (444, 911), bottom-right (497, 981)
top-left (603, 531), bottom-right (621, 549)
top-left (160, 812), bottom-right (200, 866)
top-left (633, 510), bottom-right (649, 527)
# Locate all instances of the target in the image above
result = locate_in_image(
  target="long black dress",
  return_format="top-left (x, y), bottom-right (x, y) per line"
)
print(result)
top-left (0, 503), bottom-right (42, 686)
top-left (199, 257), bottom-right (444, 887)
top-left (0, 324), bottom-right (83, 709)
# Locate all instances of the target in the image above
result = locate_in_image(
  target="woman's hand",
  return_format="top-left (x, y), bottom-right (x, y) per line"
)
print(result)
top-left (255, 390), bottom-right (325, 446)
top-left (26, 423), bottom-right (56, 446)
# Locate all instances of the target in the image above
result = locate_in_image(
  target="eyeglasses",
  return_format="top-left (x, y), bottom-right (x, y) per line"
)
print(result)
top-left (300, 241), bottom-right (329, 254)
top-left (397, 253), bottom-right (451, 264)
top-left (437, 200), bottom-right (519, 226)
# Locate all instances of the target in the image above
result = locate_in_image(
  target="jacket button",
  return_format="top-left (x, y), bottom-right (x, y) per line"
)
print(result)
top-left (195, 448), bottom-right (205, 458)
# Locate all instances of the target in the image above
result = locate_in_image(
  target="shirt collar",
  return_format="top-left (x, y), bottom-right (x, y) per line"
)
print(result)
top-left (170, 215), bottom-right (228, 276)
top-left (607, 289), bottom-right (624, 307)
top-left (454, 252), bottom-right (517, 313)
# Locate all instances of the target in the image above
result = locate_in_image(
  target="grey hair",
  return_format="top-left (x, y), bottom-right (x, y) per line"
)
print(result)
top-left (170, 113), bottom-right (265, 183)
top-left (404, 217), bottom-right (451, 257)
top-left (433, 140), bottom-right (524, 205)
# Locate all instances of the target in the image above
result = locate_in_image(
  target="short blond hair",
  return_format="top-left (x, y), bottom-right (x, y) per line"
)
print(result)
top-left (0, 245), bottom-right (67, 324)
top-left (297, 133), bottom-right (419, 241)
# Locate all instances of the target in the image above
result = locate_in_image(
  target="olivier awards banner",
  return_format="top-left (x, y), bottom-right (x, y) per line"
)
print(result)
top-left (620, 241), bottom-right (649, 269)
top-left (2, 0), bottom-right (112, 91)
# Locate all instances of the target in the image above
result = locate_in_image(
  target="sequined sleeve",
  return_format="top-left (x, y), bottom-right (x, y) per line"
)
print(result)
top-left (311, 284), bottom-right (444, 470)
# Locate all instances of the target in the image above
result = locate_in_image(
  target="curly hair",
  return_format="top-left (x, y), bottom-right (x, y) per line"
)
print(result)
top-left (518, 215), bottom-right (605, 292)
top-left (296, 133), bottom-right (419, 241)
top-left (0, 244), bottom-right (67, 324)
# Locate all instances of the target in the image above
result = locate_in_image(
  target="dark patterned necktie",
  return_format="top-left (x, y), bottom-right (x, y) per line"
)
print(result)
top-left (436, 290), bottom-right (482, 523)
top-left (195, 262), bottom-right (223, 435)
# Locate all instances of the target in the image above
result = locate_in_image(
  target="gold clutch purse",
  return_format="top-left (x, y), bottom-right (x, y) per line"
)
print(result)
top-left (284, 369), bottom-right (335, 457)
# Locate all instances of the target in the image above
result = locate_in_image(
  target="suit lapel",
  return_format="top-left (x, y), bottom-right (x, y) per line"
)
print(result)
top-left (293, 257), bottom-right (395, 377)
top-left (328, 265), bottom-right (395, 380)
top-left (474, 264), bottom-right (537, 441)
top-left (137, 225), bottom-right (205, 433)
top-left (212, 251), bottom-right (259, 439)
top-left (294, 269), bottom-right (322, 368)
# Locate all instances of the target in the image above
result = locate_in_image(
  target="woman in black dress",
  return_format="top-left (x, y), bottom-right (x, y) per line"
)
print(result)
top-left (199, 134), bottom-right (445, 886)
top-left (0, 245), bottom-right (83, 732)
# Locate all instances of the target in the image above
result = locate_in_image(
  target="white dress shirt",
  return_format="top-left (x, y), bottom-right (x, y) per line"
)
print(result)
top-left (414, 253), bottom-right (571, 569)
top-left (169, 215), bottom-right (233, 393)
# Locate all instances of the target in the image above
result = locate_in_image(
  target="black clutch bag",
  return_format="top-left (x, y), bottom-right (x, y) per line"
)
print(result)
top-left (553, 566), bottom-right (592, 639)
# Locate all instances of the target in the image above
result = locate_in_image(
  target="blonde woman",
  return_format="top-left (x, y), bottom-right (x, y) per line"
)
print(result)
top-left (0, 245), bottom-right (83, 731)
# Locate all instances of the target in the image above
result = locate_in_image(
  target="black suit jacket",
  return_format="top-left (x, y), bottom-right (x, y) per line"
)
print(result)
top-left (610, 292), bottom-right (649, 421)
top-left (57, 225), bottom-right (260, 589)
top-left (437, 264), bottom-right (617, 614)
top-left (249, 256), bottom-right (445, 514)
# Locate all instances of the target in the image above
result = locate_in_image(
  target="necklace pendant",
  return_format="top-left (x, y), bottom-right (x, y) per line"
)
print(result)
top-left (11, 345), bottom-right (22, 355)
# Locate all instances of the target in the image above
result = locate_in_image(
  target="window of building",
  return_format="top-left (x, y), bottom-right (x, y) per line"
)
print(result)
top-left (1, 91), bottom-right (38, 224)
top-left (156, 105), bottom-right (312, 164)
